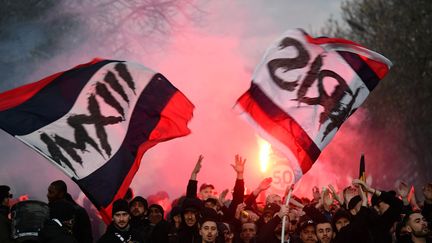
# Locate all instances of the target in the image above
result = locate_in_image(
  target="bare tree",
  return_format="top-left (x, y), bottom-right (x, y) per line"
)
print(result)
top-left (321, 0), bottom-right (432, 187)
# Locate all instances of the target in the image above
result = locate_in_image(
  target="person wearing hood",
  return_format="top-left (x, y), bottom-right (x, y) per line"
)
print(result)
top-left (178, 197), bottom-right (203, 243)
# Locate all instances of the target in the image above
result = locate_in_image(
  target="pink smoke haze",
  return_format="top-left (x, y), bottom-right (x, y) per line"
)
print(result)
top-left (1, 0), bottom-right (417, 211)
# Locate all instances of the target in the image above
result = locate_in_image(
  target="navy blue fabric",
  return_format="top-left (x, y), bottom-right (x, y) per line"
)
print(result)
top-left (76, 73), bottom-right (177, 208)
top-left (0, 60), bottom-right (116, 136)
top-left (337, 51), bottom-right (380, 91)
top-left (247, 83), bottom-right (321, 162)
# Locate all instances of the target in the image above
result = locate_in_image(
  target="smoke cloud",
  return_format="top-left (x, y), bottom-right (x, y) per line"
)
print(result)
top-left (1, 0), bottom-right (423, 212)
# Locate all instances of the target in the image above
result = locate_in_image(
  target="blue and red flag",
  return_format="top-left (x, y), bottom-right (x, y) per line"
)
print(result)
top-left (0, 59), bottom-right (194, 223)
top-left (235, 29), bottom-right (391, 182)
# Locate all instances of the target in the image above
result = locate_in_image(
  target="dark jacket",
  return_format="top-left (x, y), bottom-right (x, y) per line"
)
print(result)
top-left (130, 215), bottom-right (150, 241)
top-left (145, 220), bottom-right (171, 243)
top-left (38, 219), bottom-right (78, 243)
top-left (65, 194), bottom-right (93, 243)
top-left (0, 205), bottom-right (16, 243)
top-left (177, 223), bottom-right (201, 243)
top-left (333, 206), bottom-right (374, 243)
top-left (97, 223), bottom-right (144, 243)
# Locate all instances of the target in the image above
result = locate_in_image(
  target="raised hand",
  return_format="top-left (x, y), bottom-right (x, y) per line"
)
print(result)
top-left (258, 177), bottom-right (272, 191)
top-left (328, 184), bottom-right (343, 205)
top-left (235, 203), bottom-right (246, 220)
top-left (219, 188), bottom-right (229, 205)
top-left (396, 180), bottom-right (409, 198)
top-left (322, 188), bottom-right (334, 208)
top-left (231, 154), bottom-right (246, 179)
top-left (190, 154), bottom-right (203, 180)
top-left (352, 179), bottom-right (373, 193)
top-left (312, 186), bottom-right (320, 202)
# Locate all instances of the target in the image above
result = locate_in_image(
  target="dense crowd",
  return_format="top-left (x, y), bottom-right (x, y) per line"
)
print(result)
top-left (1, 154), bottom-right (431, 243)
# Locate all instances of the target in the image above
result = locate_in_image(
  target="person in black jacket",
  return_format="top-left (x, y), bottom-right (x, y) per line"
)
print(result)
top-left (0, 185), bottom-right (16, 243)
top-left (97, 199), bottom-right (144, 243)
top-left (39, 199), bottom-right (78, 243)
top-left (47, 180), bottom-right (93, 243)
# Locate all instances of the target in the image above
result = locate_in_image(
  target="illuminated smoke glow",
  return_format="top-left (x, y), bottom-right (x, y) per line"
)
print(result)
top-left (0, 0), bottom-right (424, 215)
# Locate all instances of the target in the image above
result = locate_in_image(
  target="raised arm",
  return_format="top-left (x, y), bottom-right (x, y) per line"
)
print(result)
top-left (186, 155), bottom-right (203, 198)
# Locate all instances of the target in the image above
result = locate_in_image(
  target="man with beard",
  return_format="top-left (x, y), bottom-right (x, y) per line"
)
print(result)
top-left (129, 196), bottom-right (149, 239)
top-left (315, 218), bottom-right (335, 243)
top-left (97, 199), bottom-right (144, 243)
top-left (399, 211), bottom-right (432, 243)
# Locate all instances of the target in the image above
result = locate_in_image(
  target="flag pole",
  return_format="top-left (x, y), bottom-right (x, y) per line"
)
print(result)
top-left (359, 153), bottom-right (367, 198)
top-left (281, 184), bottom-right (294, 243)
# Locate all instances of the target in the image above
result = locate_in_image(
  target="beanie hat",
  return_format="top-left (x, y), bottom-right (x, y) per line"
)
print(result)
top-left (112, 199), bottom-right (129, 215)
top-left (348, 195), bottom-right (362, 210)
top-left (170, 206), bottom-right (182, 220)
top-left (149, 204), bottom-right (164, 217)
top-left (332, 209), bottom-right (351, 225)
top-left (297, 215), bottom-right (315, 232)
top-left (182, 197), bottom-right (203, 213)
top-left (129, 196), bottom-right (148, 209)
top-left (199, 207), bottom-right (219, 225)
top-left (49, 200), bottom-right (75, 221)
top-left (0, 185), bottom-right (11, 202)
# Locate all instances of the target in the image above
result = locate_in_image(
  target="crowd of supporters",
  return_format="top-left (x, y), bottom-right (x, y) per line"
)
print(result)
top-left (1, 154), bottom-right (431, 243)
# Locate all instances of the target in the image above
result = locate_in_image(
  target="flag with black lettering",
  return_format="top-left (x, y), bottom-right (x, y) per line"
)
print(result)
top-left (235, 29), bottom-right (391, 182)
top-left (0, 59), bottom-right (194, 223)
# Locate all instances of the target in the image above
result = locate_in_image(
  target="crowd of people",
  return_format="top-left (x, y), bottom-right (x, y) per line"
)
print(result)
top-left (1, 154), bottom-right (431, 243)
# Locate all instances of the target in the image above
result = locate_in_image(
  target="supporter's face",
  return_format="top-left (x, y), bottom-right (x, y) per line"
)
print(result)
top-left (173, 215), bottom-right (182, 225)
top-left (200, 187), bottom-right (214, 200)
top-left (1, 196), bottom-right (10, 207)
top-left (263, 213), bottom-right (273, 223)
top-left (222, 223), bottom-right (234, 242)
top-left (267, 194), bottom-right (282, 205)
top-left (47, 185), bottom-right (62, 203)
top-left (316, 223), bottom-right (333, 243)
top-left (184, 211), bottom-right (197, 227)
top-left (130, 201), bottom-right (146, 217)
top-left (300, 225), bottom-right (318, 243)
top-left (149, 207), bottom-right (163, 225)
top-left (407, 213), bottom-right (429, 237)
top-left (113, 211), bottom-right (130, 229)
top-left (199, 221), bottom-right (218, 243)
top-left (240, 223), bottom-right (257, 241)
top-left (335, 217), bottom-right (350, 232)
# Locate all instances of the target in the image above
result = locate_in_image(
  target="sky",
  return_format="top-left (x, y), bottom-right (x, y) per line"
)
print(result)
top-left (2, 0), bottom-right (410, 208)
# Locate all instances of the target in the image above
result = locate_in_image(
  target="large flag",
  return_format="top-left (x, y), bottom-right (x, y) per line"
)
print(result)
top-left (0, 59), bottom-right (194, 223)
top-left (235, 29), bottom-right (391, 182)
